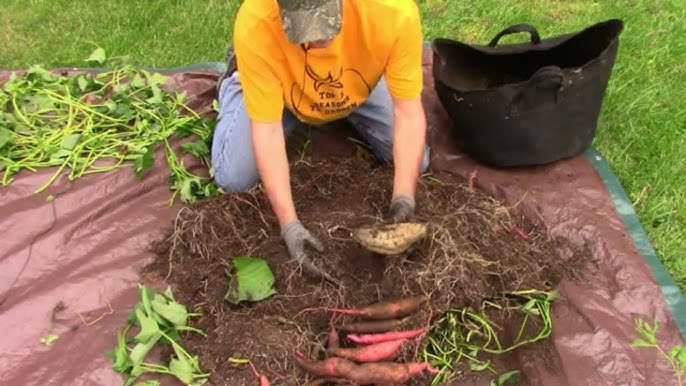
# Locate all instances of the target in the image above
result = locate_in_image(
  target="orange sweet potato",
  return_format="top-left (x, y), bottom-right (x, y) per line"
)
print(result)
top-left (326, 338), bottom-right (406, 363)
top-left (298, 295), bottom-right (428, 321)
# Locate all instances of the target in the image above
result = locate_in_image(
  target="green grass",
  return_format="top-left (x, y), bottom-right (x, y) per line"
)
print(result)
top-left (1, 0), bottom-right (684, 291)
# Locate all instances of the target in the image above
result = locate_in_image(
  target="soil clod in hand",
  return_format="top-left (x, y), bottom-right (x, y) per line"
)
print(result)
top-left (353, 222), bottom-right (429, 255)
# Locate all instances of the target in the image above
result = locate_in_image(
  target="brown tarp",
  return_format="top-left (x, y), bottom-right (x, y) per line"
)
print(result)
top-left (1, 47), bottom-right (684, 386)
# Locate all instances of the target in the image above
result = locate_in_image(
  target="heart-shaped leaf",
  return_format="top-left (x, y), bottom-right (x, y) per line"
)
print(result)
top-left (133, 308), bottom-right (160, 343)
top-left (151, 293), bottom-right (189, 327)
top-left (225, 256), bottom-right (277, 304)
top-left (86, 47), bottom-right (107, 64)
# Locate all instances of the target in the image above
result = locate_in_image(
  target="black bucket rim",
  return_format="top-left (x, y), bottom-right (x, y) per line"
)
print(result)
top-left (431, 18), bottom-right (625, 92)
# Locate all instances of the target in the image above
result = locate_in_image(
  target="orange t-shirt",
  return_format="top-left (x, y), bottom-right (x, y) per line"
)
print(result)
top-left (232, 0), bottom-right (424, 125)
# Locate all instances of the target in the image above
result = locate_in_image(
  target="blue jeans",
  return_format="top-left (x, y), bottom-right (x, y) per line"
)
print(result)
top-left (211, 72), bottom-right (431, 192)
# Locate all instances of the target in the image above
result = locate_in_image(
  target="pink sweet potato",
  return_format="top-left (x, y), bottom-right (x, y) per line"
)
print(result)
top-left (326, 338), bottom-right (406, 363)
top-left (346, 328), bottom-right (426, 345)
top-left (294, 352), bottom-right (438, 384)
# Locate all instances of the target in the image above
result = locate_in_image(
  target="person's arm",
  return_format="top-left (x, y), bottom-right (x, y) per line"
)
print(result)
top-left (391, 97), bottom-right (426, 199)
top-left (232, 16), bottom-right (298, 227)
top-left (383, 2), bottom-right (426, 212)
top-left (251, 120), bottom-right (297, 227)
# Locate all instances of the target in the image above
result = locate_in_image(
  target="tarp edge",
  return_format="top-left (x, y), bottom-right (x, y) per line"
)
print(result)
top-left (584, 147), bottom-right (686, 339)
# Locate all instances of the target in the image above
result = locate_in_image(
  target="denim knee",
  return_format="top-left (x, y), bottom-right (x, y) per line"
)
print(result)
top-left (212, 161), bottom-right (259, 193)
top-left (210, 74), bottom-right (260, 193)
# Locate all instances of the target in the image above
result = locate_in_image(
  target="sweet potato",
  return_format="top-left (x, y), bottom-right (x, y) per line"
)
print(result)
top-left (298, 295), bottom-right (428, 321)
top-left (326, 338), bottom-right (406, 363)
top-left (354, 222), bottom-right (428, 255)
top-left (346, 328), bottom-right (426, 345)
top-left (294, 352), bottom-right (438, 384)
top-left (338, 317), bottom-right (408, 333)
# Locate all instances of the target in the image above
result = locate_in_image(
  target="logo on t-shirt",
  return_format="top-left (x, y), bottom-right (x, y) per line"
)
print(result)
top-left (290, 64), bottom-right (372, 121)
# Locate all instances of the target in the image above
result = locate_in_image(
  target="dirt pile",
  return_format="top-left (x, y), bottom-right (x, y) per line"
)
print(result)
top-left (143, 149), bottom-right (590, 385)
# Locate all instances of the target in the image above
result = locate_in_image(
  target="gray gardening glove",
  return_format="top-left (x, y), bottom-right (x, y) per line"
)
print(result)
top-left (281, 220), bottom-right (331, 279)
top-left (385, 195), bottom-right (415, 223)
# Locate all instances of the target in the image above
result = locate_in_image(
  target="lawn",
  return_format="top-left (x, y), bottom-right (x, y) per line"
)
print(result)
top-left (1, 0), bottom-right (684, 294)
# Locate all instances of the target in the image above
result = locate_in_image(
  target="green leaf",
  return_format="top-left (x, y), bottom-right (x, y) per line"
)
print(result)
top-left (26, 65), bottom-right (57, 83)
top-left (135, 381), bottom-right (161, 386)
top-left (470, 360), bottom-right (490, 371)
top-left (127, 302), bottom-right (142, 325)
top-left (497, 370), bottom-right (519, 385)
top-left (133, 308), bottom-right (160, 343)
top-left (168, 344), bottom-right (201, 384)
top-left (181, 140), bottom-right (209, 158)
top-left (138, 284), bottom-right (156, 318)
top-left (164, 286), bottom-right (176, 301)
top-left (225, 256), bottom-right (277, 304)
top-left (146, 84), bottom-right (163, 105)
top-left (113, 83), bottom-right (131, 95)
top-left (669, 345), bottom-right (681, 359)
top-left (40, 333), bottom-right (59, 345)
top-left (677, 346), bottom-right (686, 368)
top-left (546, 289), bottom-right (563, 301)
top-left (61, 133), bottom-right (82, 151)
top-left (104, 99), bottom-right (118, 114)
top-left (143, 70), bottom-right (169, 87)
top-left (176, 91), bottom-right (187, 104)
top-left (133, 145), bottom-right (155, 180)
top-left (151, 293), bottom-right (189, 327)
top-left (77, 77), bottom-right (89, 92)
top-left (86, 47), bottom-right (107, 64)
top-left (521, 299), bottom-right (541, 316)
top-left (131, 74), bottom-right (146, 89)
top-left (129, 336), bottom-right (159, 367)
top-left (169, 356), bottom-right (195, 384)
top-left (50, 148), bottom-right (72, 161)
top-left (0, 127), bottom-right (13, 150)
top-left (108, 329), bottom-right (134, 373)
top-left (178, 177), bottom-right (194, 203)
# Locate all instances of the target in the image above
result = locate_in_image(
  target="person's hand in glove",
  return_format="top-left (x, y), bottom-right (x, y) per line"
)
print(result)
top-left (281, 219), bottom-right (333, 280)
top-left (385, 195), bottom-right (416, 223)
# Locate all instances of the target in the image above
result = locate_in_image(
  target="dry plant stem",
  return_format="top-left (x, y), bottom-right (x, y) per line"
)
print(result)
top-left (76, 302), bottom-right (114, 326)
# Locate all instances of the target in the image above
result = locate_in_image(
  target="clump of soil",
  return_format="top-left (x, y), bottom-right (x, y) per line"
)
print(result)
top-left (143, 141), bottom-right (588, 386)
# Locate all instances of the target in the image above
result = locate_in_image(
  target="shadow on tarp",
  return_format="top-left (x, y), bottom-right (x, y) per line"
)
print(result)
top-left (0, 46), bottom-right (685, 386)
